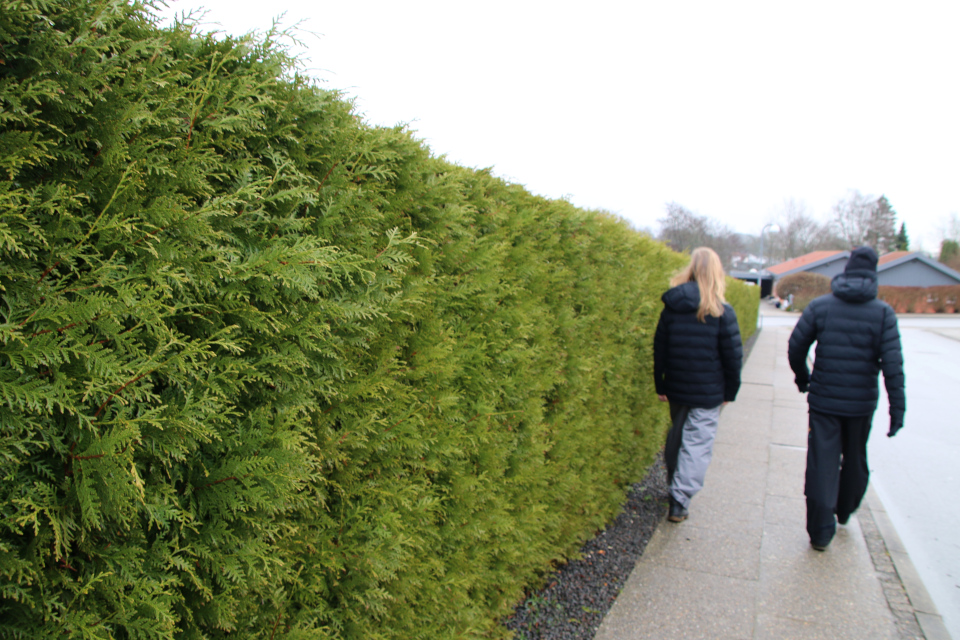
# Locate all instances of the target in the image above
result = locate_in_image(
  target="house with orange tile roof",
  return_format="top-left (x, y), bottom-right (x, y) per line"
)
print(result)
top-left (875, 251), bottom-right (960, 286)
top-left (767, 250), bottom-right (849, 280)
top-left (765, 250), bottom-right (960, 288)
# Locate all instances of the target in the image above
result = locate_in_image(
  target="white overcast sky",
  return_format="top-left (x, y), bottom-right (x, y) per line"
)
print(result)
top-left (155, 0), bottom-right (960, 252)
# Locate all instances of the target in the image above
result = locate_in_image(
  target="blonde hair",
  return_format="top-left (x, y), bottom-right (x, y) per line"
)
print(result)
top-left (670, 247), bottom-right (727, 322)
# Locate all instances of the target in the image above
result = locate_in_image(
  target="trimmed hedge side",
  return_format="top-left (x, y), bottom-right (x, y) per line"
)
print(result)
top-left (725, 276), bottom-right (759, 342)
top-left (775, 272), bottom-right (832, 312)
top-left (0, 2), bottom-right (757, 638)
top-left (878, 285), bottom-right (960, 313)
top-left (775, 274), bottom-right (960, 314)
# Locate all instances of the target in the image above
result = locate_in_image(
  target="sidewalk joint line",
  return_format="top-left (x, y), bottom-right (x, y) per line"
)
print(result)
top-left (769, 443), bottom-right (806, 451)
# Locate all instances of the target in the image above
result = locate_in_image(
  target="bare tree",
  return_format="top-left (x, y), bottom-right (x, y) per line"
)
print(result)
top-left (760, 199), bottom-right (846, 262)
top-left (938, 212), bottom-right (960, 242)
top-left (711, 226), bottom-right (745, 271)
top-left (658, 202), bottom-right (713, 252)
top-left (831, 190), bottom-right (876, 248)
top-left (768, 200), bottom-right (823, 261)
top-left (657, 202), bottom-right (742, 268)
top-left (830, 191), bottom-right (899, 252)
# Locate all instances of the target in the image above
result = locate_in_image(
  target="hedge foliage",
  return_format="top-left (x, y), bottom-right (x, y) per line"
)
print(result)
top-left (775, 271), bottom-right (960, 314)
top-left (775, 272), bottom-right (832, 312)
top-left (724, 276), bottom-right (759, 341)
top-left (878, 285), bottom-right (960, 313)
top-left (0, 2), bottom-right (756, 638)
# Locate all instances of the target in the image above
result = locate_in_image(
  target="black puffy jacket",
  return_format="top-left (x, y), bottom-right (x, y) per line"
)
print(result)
top-left (787, 271), bottom-right (905, 421)
top-left (653, 281), bottom-right (743, 408)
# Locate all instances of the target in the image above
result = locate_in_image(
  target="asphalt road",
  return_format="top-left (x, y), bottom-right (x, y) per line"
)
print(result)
top-left (870, 317), bottom-right (960, 640)
top-left (760, 309), bottom-right (960, 640)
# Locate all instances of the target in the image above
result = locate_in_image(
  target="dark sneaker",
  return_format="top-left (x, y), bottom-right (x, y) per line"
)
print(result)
top-left (668, 497), bottom-right (689, 523)
top-left (837, 512), bottom-right (851, 526)
top-left (810, 540), bottom-right (830, 552)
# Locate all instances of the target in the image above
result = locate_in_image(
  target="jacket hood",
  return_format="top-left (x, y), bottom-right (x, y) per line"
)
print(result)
top-left (662, 281), bottom-right (701, 313)
top-left (831, 271), bottom-right (878, 303)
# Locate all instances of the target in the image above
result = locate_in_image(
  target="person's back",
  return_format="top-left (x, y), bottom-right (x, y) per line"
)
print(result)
top-left (655, 281), bottom-right (741, 409)
top-left (789, 268), bottom-right (903, 418)
top-left (654, 247), bottom-right (742, 523)
top-left (787, 247), bottom-right (905, 550)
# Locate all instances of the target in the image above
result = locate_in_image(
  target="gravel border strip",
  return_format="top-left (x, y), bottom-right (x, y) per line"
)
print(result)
top-left (502, 455), bottom-right (669, 640)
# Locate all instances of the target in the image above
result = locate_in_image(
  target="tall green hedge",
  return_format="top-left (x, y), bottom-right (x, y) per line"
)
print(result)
top-left (726, 276), bottom-right (759, 340)
top-left (0, 2), bottom-right (755, 638)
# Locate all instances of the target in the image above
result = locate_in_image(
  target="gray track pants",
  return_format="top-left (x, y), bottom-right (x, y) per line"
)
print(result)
top-left (665, 404), bottom-right (721, 508)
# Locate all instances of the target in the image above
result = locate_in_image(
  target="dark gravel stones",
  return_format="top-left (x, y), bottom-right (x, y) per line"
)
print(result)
top-left (503, 455), bottom-right (669, 639)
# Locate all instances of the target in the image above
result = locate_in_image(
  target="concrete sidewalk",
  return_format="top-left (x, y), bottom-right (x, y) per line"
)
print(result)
top-left (594, 320), bottom-right (951, 640)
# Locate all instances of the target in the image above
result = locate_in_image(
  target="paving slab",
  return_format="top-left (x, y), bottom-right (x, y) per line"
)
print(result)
top-left (596, 562), bottom-right (757, 640)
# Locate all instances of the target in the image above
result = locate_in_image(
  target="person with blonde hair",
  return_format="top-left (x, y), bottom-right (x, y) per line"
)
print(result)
top-left (653, 247), bottom-right (743, 522)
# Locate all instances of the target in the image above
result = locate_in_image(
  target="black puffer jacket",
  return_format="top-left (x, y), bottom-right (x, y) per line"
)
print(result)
top-left (787, 271), bottom-right (905, 421)
top-left (653, 281), bottom-right (743, 408)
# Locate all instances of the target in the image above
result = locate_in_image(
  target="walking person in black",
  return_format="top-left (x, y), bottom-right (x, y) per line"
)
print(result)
top-left (788, 246), bottom-right (905, 551)
top-left (654, 247), bottom-right (743, 523)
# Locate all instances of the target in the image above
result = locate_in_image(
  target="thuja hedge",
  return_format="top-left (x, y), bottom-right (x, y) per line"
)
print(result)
top-left (725, 275), bottom-right (759, 341)
top-left (0, 2), bottom-right (757, 638)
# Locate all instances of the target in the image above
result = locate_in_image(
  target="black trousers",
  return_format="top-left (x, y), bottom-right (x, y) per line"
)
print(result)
top-left (805, 410), bottom-right (874, 544)
top-left (664, 403), bottom-right (690, 486)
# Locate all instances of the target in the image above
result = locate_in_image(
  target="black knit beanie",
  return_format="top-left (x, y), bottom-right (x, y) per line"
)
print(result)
top-left (845, 246), bottom-right (878, 274)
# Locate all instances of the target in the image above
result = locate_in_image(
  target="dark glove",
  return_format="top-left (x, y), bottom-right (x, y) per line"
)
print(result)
top-left (796, 381), bottom-right (808, 393)
top-left (888, 418), bottom-right (903, 438)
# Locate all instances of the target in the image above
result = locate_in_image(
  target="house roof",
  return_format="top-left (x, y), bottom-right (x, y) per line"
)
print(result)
top-left (877, 251), bottom-right (960, 283)
top-left (878, 251), bottom-right (910, 266)
top-left (767, 250), bottom-right (960, 285)
top-left (768, 250), bottom-right (846, 276)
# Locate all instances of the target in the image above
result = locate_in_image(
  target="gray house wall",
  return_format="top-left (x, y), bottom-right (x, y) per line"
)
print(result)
top-left (807, 260), bottom-right (847, 279)
top-left (879, 261), bottom-right (960, 287)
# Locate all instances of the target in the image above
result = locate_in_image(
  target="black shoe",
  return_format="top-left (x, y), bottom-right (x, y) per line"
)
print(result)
top-left (668, 497), bottom-right (688, 523)
top-left (810, 539), bottom-right (830, 552)
top-left (837, 512), bottom-right (851, 526)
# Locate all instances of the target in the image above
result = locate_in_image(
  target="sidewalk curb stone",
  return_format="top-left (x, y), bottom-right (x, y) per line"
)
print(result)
top-left (863, 488), bottom-right (953, 640)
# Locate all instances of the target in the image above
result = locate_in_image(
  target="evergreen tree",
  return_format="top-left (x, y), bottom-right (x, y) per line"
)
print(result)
top-left (896, 223), bottom-right (910, 251)
top-left (941, 240), bottom-right (960, 271)
top-left (868, 195), bottom-right (898, 252)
